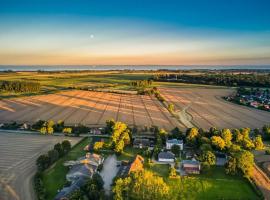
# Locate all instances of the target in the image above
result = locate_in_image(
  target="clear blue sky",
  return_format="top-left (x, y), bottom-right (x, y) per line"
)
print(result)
top-left (0, 0), bottom-right (270, 65)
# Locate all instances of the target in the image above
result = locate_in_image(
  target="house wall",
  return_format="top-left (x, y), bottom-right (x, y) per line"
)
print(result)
top-left (158, 158), bottom-right (174, 162)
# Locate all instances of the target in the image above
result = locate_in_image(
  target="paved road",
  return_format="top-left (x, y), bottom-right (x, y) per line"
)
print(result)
top-left (0, 132), bottom-right (81, 200)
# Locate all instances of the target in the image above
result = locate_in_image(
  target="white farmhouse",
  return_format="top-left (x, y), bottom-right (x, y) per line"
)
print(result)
top-left (166, 139), bottom-right (183, 150)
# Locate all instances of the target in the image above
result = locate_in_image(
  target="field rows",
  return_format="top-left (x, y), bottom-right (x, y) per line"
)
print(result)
top-left (159, 87), bottom-right (270, 130)
top-left (0, 90), bottom-right (180, 130)
top-left (0, 132), bottom-right (81, 200)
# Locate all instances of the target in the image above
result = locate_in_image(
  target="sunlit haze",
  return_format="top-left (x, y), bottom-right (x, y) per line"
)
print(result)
top-left (0, 0), bottom-right (270, 65)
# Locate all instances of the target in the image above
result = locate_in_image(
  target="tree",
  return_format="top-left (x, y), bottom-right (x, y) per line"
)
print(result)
top-left (254, 135), bottom-right (264, 150)
top-left (47, 126), bottom-right (54, 135)
top-left (211, 136), bottom-right (225, 150)
top-left (225, 156), bottom-right (237, 175)
top-left (200, 143), bottom-right (212, 152)
top-left (54, 143), bottom-right (64, 157)
top-left (201, 151), bottom-right (216, 166)
top-left (36, 154), bottom-right (50, 171)
top-left (48, 149), bottom-right (59, 164)
top-left (68, 190), bottom-right (84, 200)
top-left (171, 145), bottom-right (180, 157)
top-left (242, 138), bottom-right (255, 150)
top-left (92, 173), bottom-right (104, 191)
top-left (171, 127), bottom-right (184, 140)
top-left (62, 140), bottom-right (71, 154)
top-left (168, 103), bottom-right (174, 113)
top-left (113, 177), bottom-right (131, 200)
top-left (236, 150), bottom-right (254, 178)
top-left (263, 124), bottom-right (270, 139)
top-left (106, 119), bottom-right (116, 134)
top-left (221, 129), bottom-right (232, 148)
top-left (186, 127), bottom-right (199, 145)
top-left (169, 166), bottom-right (177, 177)
top-left (233, 129), bottom-right (243, 143)
top-left (40, 127), bottom-right (47, 134)
top-left (93, 141), bottom-right (104, 151)
top-left (229, 144), bottom-right (241, 153)
top-left (113, 170), bottom-right (169, 200)
top-left (63, 127), bottom-right (72, 135)
top-left (115, 140), bottom-right (125, 153)
top-left (110, 121), bottom-right (131, 153)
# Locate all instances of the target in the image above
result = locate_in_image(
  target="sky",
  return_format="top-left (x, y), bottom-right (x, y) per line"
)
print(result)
top-left (0, 0), bottom-right (270, 65)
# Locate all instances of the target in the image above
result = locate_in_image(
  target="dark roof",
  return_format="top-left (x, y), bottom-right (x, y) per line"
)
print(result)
top-left (54, 178), bottom-right (87, 200)
top-left (133, 138), bottom-right (150, 146)
top-left (158, 151), bottom-right (175, 159)
top-left (182, 160), bottom-right (200, 166)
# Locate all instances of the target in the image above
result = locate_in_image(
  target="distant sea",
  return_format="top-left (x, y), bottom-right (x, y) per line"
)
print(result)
top-left (0, 65), bottom-right (270, 71)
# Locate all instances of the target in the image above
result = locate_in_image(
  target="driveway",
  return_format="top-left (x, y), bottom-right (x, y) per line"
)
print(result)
top-left (100, 155), bottom-right (118, 195)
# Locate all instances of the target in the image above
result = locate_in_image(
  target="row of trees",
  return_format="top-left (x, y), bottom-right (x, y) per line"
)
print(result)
top-left (0, 80), bottom-right (41, 92)
top-left (32, 120), bottom-right (89, 136)
top-left (34, 140), bottom-right (72, 200)
top-left (130, 80), bottom-right (153, 88)
top-left (154, 73), bottom-right (270, 87)
top-left (185, 127), bottom-right (262, 178)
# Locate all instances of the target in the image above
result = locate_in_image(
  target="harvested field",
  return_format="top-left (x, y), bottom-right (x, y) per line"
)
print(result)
top-left (0, 131), bottom-right (81, 200)
top-left (0, 90), bottom-right (181, 130)
top-left (159, 87), bottom-right (270, 130)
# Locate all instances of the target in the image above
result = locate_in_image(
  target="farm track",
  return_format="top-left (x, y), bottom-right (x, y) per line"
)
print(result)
top-left (159, 87), bottom-right (270, 130)
top-left (253, 165), bottom-right (270, 200)
top-left (149, 95), bottom-right (183, 129)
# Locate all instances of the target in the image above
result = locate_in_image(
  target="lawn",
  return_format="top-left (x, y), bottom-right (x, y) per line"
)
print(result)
top-left (117, 146), bottom-right (144, 161)
top-left (42, 137), bottom-right (90, 200)
top-left (149, 164), bottom-right (260, 200)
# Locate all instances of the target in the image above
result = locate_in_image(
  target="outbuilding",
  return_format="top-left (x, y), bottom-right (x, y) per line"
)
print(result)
top-left (158, 151), bottom-right (175, 162)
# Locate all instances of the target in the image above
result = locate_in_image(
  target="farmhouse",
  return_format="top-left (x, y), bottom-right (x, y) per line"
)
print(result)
top-left (166, 139), bottom-right (183, 150)
top-left (55, 153), bottom-right (104, 200)
top-left (66, 164), bottom-right (96, 182)
top-left (158, 151), bottom-right (175, 162)
top-left (118, 155), bottom-right (144, 176)
top-left (182, 160), bottom-right (200, 174)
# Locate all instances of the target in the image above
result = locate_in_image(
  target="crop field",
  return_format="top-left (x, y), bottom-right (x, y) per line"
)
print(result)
top-left (159, 87), bottom-right (270, 129)
top-left (0, 90), bottom-right (180, 130)
top-left (0, 131), bottom-right (81, 200)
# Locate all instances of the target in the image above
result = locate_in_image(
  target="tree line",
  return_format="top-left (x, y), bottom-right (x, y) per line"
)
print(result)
top-left (154, 73), bottom-right (270, 87)
top-left (34, 140), bottom-right (72, 200)
top-left (0, 80), bottom-right (41, 92)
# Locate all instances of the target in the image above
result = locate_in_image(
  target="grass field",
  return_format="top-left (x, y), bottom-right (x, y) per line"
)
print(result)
top-left (0, 71), bottom-right (153, 98)
top-left (42, 137), bottom-right (89, 200)
top-left (149, 164), bottom-right (260, 200)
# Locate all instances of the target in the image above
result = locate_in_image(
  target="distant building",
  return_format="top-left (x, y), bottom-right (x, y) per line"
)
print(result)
top-left (158, 151), bottom-right (175, 162)
top-left (166, 139), bottom-right (183, 150)
top-left (133, 138), bottom-right (151, 149)
top-left (182, 160), bottom-right (200, 174)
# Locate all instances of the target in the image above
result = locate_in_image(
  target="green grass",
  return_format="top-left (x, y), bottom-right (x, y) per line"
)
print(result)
top-left (117, 146), bottom-right (144, 161)
top-left (0, 71), bottom-right (153, 98)
top-left (148, 164), bottom-right (260, 200)
top-left (149, 164), bottom-right (170, 177)
top-left (42, 137), bottom-right (90, 200)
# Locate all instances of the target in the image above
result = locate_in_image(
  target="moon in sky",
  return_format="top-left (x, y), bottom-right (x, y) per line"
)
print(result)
top-left (90, 34), bottom-right (94, 39)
